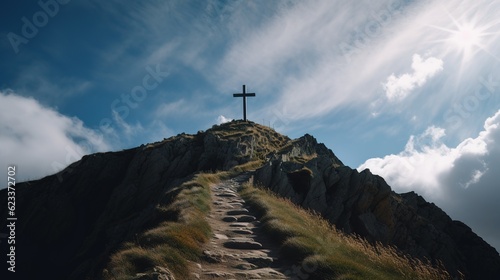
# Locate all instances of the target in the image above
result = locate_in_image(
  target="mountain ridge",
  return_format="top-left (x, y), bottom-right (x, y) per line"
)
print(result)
top-left (1, 120), bottom-right (498, 279)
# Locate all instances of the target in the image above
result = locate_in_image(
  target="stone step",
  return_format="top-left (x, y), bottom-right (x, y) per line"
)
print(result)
top-left (216, 193), bottom-right (238, 198)
top-left (214, 204), bottom-right (234, 210)
top-left (228, 202), bottom-right (244, 207)
top-left (235, 268), bottom-right (286, 279)
top-left (232, 229), bottom-right (253, 235)
top-left (227, 199), bottom-right (245, 204)
top-left (242, 256), bottom-right (274, 267)
top-left (222, 216), bottom-right (238, 222)
top-left (202, 271), bottom-right (235, 278)
top-left (202, 250), bottom-right (225, 263)
top-left (229, 222), bottom-right (251, 228)
top-left (226, 209), bottom-right (249, 215)
top-left (237, 215), bottom-right (256, 222)
top-left (224, 240), bottom-right (263, 250)
top-left (213, 233), bottom-right (228, 240)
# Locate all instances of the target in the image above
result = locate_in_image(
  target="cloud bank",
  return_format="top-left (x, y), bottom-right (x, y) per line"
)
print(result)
top-left (359, 110), bottom-right (500, 251)
top-left (0, 91), bottom-right (110, 186)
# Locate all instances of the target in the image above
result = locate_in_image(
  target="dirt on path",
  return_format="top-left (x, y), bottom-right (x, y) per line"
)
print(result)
top-left (190, 173), bottom-right (291, 279)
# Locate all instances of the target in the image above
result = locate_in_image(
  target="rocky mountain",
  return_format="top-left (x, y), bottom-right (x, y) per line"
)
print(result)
top-left (254, 133), bottom-right (500, 279)
top-left (1, 120), bottom-right (499, 279)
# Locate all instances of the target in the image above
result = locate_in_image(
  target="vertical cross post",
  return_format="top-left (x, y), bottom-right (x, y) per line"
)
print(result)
top-left (233, 85), bottom-right (255, 121)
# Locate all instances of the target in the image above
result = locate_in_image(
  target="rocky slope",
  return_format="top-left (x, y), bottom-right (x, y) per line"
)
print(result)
top-left (254, 133), bottom-right (500, 279)
top-left (1, 120), bottom-right (499, 279)
top-left (0, 121), bottom-right (286, 279)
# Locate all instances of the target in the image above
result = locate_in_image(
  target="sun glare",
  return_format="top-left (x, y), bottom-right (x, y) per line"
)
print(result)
top-left (427, 4), bottom-right (500, 64)
top-left (450, 23), bottom-right (481, 51)
top-left (441, 20), bottom-right (489, 62)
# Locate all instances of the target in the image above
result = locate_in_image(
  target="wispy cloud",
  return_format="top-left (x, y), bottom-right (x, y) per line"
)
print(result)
top-left (215, 0), bottom-right (375, 118)
top-left (155, 99), bottom-right (191, 118)
top-left (209, 0), bottom-right (500, 130)
top-left (70, 0), bottom-right (498, 133)
top-left (112, 110), bottom-right (144, 139)
top-left (12, 62), bottom-right (91, 105)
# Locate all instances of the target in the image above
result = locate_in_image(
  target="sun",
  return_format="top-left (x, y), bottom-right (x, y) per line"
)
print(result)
top-left (434, 20), bottom-right (488, 62)
top-left (449, 23), bottom-right (482, 52)
top-left (427, 4), bottom-right (500, 64)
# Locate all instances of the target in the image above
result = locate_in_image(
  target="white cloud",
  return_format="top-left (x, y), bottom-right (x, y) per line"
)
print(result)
top-left (383, 54), bottom-right (444, 101)
top-left (0, 91), bottom-right (111, 186)
top-left (217, 115), bottom-right (233, 124)
top-left (423, 125), bottom-right (446, 142)
top-left (359, 128), bottom-right (454, 198)
top-left (155, 97), bottom-right (217, 119)
top-left (358, 110), bottom-right (500, 250)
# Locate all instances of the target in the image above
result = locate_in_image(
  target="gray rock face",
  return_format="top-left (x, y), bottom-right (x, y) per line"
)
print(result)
top-left (254, 134), bottom-right (500, 279)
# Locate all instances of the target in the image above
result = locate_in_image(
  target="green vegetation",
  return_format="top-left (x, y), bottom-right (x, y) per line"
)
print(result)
top-left (240, 183), bottom-right (451, 280)
top-left (103, 172), bottom-right (221, 279)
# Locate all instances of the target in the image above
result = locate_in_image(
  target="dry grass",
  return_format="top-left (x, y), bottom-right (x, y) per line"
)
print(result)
top-left (103, 161), bottom-right (267, 280)
top-left (229, 160), bottom-right (264, 175)
top-left (211, 120), bottom-right (291, 160)
top-left (106, 246), bottom-right (165, 276)
top-left (240, 183), bottom-right (451, 280)
top-left (290, 153), bottom-right (318, 164)
top-left (103, 172), bottom-right (222, 280)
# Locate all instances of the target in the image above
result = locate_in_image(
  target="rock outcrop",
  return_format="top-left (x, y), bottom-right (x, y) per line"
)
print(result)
top-left (1, 120), bottom-right (498, 279)
top-left (254, 134), bottom-right (500, 279)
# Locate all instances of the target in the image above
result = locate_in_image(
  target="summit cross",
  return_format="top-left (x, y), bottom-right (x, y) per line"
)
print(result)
top-left (233, 85), bottom-right (256, 121)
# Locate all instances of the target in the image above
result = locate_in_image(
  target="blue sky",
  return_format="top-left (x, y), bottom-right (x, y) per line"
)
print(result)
top-left (1, 0), bottom-right (500, 251)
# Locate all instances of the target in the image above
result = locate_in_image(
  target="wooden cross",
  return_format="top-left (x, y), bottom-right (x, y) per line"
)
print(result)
top-left (233, 85), bottom-right (255, 121)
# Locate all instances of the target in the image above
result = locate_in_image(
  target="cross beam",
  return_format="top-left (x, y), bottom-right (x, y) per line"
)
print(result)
top-left (233, 85), bottom-right (255, 121)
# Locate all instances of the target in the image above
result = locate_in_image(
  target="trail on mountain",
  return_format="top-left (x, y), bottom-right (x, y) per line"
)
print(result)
top-left (191, 173), bottom-right (290, 279)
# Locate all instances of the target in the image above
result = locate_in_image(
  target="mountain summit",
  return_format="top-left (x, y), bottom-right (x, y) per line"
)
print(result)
top-left (1, 120), bottom-right (499, 279)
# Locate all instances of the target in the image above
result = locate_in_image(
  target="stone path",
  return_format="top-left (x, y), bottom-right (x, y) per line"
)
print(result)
top-left (191, 173), bottom-right (290, 279)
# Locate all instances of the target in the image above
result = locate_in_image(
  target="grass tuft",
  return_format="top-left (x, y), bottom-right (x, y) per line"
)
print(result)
top-left (103, 172), bottom-right (225, 279)
top-left (229, 160), bottom-right (264, 174)
top-left (240, 183), bottom-right (451, 280)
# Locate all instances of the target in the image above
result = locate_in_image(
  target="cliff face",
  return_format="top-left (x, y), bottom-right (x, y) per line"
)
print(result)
top-left (0, 121), bottom-right (286, 279)
top-left (254, 134), bottom-right (500, 279)
top-left (1, 121), bottom-right (498, 279)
